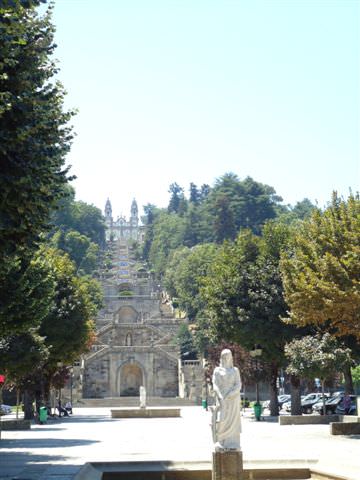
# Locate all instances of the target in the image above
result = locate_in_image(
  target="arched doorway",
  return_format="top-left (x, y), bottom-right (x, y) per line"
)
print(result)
top-left (116, 305), bottom-right (138, 323)
top-left (119, 363), bottom-right (143, 396)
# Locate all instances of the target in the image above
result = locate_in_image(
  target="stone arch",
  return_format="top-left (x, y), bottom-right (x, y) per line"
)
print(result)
top-left (118, 362), bottom-right (144, 396)
top-left (116, 305), bottom-right (138, 323)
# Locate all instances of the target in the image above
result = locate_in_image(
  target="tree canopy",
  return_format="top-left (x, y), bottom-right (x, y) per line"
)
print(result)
top-left (281, 193), bottom-right (360, 339)
top-left (0, 1), bottom-right (74, 258)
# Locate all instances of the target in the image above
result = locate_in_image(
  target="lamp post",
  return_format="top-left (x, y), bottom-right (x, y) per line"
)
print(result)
top-left (56, 362), bottom-right (63, 404)
top-left (249, 345), bottom-right (263, 420)
top-left (69, 367), bottom-right (74, 405)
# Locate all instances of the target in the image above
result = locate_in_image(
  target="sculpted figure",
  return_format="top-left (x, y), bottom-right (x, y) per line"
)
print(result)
top-left (139, 385), bottom-right (146, 408)
top-left (212, 349), bottom-right (242, 451)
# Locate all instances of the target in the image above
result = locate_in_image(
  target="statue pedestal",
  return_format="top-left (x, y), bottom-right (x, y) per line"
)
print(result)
top-left (212, 450), bottom-right (243, 480)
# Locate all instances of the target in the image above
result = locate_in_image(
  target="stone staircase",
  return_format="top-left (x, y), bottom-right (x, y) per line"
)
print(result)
top-left (75, 396), bottom-right (198, 408)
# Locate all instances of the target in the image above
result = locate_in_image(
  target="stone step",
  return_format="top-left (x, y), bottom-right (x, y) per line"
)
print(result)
top-left (75, 397), bottom-right (198, 408)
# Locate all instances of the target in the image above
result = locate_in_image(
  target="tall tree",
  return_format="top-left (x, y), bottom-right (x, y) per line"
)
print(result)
top-left (141, 203), bottom-right (159, 261)
top-left (189, 183), bottom-right (200, 204)
top-left (50, 229), bottom-right (99, 275)
top-left (148, 212), bottom-right (186, 278)
top-left (207, 173), bottom-right (283, 240)
top-left (285, 333), bottom-right (352, 413)
top-left (202, 224), bottom-right (298, 415)
top-left (39, 247), bottom-right (100, 368)
top-left (52, 187), bottom-right (105, 247)
top-left (0, 248), bottom-right (55, 336)
top-left (281, 193), bottom-right (360, 392)
top-left (0, 2), bottom-right (74, 258)
top-left (164, 243), bottom-right (218, 321)
top-left (281, 193), bottom-right (360, 340)
top-left (168, 183), bottom-right (186, 214)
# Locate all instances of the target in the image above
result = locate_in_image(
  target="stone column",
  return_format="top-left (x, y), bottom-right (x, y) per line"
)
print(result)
top-left (212, 450), bottom-right (244, 480)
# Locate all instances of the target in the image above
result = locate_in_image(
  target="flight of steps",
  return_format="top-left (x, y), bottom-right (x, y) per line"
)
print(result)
top-left (75, 397), bottom-right (198, 408)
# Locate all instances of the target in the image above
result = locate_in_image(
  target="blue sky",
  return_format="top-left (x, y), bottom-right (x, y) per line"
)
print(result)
top-left (51, 0), bottom-right (359, 218)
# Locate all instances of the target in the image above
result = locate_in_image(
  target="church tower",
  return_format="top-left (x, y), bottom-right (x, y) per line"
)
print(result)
top-left (105, 198), bottom-right (113, 226)
top-left (130, 198), bottom-right (139, 227)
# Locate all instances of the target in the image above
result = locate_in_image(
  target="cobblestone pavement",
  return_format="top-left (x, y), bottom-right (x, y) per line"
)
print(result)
top-left (0, 407), bottom-right (359, 479)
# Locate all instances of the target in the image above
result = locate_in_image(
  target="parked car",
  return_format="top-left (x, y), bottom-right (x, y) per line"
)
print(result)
top-left (262, 394), bottom-right (291, 411)
top-left (278, 394), bottom-right (291, 406)
top-left (312, 393), bottom-right (352, 415)
top-left (283, 396), bottom-right (304, 412)
top-left (335, 395), bottom-right (357, 416)
top-left (0, 404), bottom-right (12, 415)
top-left (301, 393), bottom-right (329, 414)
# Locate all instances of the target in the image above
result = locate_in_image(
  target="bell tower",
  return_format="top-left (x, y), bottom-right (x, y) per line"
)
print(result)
top-left (130, 198), bottom-right (139, 227)
top-left (105, 198), bottom-right (113, 226)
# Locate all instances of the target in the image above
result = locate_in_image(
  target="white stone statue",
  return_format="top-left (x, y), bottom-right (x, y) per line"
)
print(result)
top-left (211, 349), bottom-right (242, 451)
top-left (139, 385), bottom-right (146, 408)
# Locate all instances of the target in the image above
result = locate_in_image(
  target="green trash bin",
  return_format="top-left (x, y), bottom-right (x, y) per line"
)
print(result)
top-left (39, 406), bottom-right (48, 424)
top-left (202, 399), bottom-right (207, 409)
top-left (253, 403), bottom-right (262, 421)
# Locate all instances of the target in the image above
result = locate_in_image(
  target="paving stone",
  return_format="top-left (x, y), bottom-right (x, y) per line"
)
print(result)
top-left (0, 407), bottom-right (359, 480)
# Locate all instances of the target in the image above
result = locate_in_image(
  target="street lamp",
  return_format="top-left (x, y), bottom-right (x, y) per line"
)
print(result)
top-left (56, 362), bottom-right (63, 404)
top-left (249, 345), bottom-right (263, 420)
top-left (69, 367), bottom-right (74, 405)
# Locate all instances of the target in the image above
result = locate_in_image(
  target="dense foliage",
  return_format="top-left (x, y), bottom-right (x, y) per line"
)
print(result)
top-left (281, 193), bottom-right (360, 339)
top-left (0, 2), bottom-right (103, 417)
top-left (142, 182), bottom-right (360, 410)
top-left (0, 1), bottom-right (74, 258)
top-left (142, 173), bottom-right (307, 279)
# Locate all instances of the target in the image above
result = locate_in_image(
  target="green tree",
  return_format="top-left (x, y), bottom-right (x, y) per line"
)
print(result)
top-left (205, 173), bottom-right (283, 240)
top-left (148, 212), bottom-right (186, 277)
top-left (213, 194), bottom-right (237, 242)
top-left (168, 183), bottom-right (187, 215)
top-left (176, 323), bottom-right (197, 360)
top-left (39, 247), bottom-right (100, 368)
top-left (0, 249), bottom-right (55, 336)
top-left (281, 192), bottom-right (360, 339)
top-left (164, 243), bottom-right (218, 321)
top-left (163, 247), bottom-right (191, 298)
top-left (189, 183), bottom-right (200, 204)
top-left (291, 198), bottom-right (317, 220)
top-left (351, 365), bottom-right (360, 392)
top-left (285, 333), bottom-right (352, 414)
top-left (202, 225), bottom-right (297, 415)
top-left (50, 229), bottom-right (99, 275)
top-left (281, 192), bottom-right (360, 392)
top-left (0, 2), bottom-right (74, 258)
top-left (52, 187), bottom-right (105, 247)
top-left (141, 203), bottom-right (159, 261)
top-left (0, 330), bottom-right (49, 419)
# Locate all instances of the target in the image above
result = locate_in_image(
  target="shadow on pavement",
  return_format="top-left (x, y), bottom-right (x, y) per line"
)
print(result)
top-left (0, 437), bottom-right (99, 448)
top-left (46, 415), bottom-right (114, 424)
top-left (0, 451), bottom-right (82, 480)
top-left (0, 450), bottom-right (70, 462)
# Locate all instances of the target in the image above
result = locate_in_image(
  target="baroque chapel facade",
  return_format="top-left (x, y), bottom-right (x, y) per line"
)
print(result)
top-left (74, 200), bottom-right (203, 400)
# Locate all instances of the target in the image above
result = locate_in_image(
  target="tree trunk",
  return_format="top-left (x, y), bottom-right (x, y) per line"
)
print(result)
top-left (35, 390), bottom-right (41, 415)
top-left (290, 374), bottom-right (302, 415)
top-left (23, 390), bottom-right (34, 420)
top-left (321, 379), bottom-right (326, 415)
top-left (343, 364), bottom-right (354, 394)
top-left (16, 389), bottom-right (20, 420)
top-left (269, 363), bottom-right (279, 416)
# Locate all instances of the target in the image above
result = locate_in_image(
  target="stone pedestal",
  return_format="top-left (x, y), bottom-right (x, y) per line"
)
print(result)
top-left (212, 450), bottom-right (243, 480)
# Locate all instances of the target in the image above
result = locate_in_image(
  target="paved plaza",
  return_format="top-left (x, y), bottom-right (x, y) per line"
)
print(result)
top-left (0, 407), bottom-right (359, 480)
